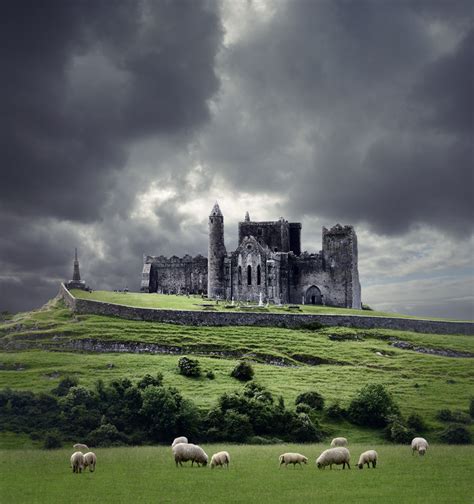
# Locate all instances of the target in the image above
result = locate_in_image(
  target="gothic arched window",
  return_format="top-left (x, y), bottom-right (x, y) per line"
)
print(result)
top-left (257, 265), bottom-right (261, 285)
top-left (247, 265), bottom-right (252, 285)
top-left (238, 266), bottom-right (242, 285)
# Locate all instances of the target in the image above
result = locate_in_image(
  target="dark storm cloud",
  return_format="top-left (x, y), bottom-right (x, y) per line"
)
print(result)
top-left (0, 0), bottom-right (222, 221)
top-left (208, 0), bottom-right (473, 235)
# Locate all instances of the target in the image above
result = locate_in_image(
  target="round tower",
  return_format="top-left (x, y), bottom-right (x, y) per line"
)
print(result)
top-left (208, 202), bottom-right (226, 299)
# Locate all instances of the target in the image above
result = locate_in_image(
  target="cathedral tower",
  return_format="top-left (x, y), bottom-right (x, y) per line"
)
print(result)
top-left (208, 202), bottom-right (226, 299)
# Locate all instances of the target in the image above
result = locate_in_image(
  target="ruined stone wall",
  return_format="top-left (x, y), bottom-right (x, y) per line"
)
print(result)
top-left (59, 284), bottom-right (474, 335)
top-left (238, 220), bottom-right (291, 253)
top-left (142, 255), bottom-right (207, 294)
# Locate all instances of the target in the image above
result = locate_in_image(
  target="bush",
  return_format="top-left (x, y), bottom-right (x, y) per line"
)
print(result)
top-left (325, 402), bottom-right (346, 420)
top-left (436, 409), bottom-right (471, 424)
top-left (385, 418), bottom-right (415, 444)
top-left (291, 413), bottom-right (324, 442)
top-left (246, 436), bottom-right (283, 445)
top-left (295, 391), bottom-right (324, 411)
top-left (206, 371), bottom-right (215, 380)
top-left (230, 361), bottom-right (254, 382)
top-left (178, 357), bottom-right (201, 378)
top-left (439, 424), bottom-right (472, 444)
top-left (470, 398), bottom-right (474, 419)
top-left (43, 431), bottom-right (62, 449)
top-left (407, 413), bottom-right (427, 432)
top-left (87, 422), bottom-right (128, 447)
top-left (295, 403), bottom-right (312, 415)
top-left (51, 376), bottom-right (79, 396)
top-left (137, 373), bottom-right (163, 389)
top-left (348, 384), bottom-right (399, 427)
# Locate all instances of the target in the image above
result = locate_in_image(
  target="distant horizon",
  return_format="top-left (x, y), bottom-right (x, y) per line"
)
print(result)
top-left (0, 1), bottom-right (472, 321)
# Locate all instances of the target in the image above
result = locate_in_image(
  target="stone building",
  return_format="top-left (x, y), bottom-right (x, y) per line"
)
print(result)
top-left (141, 203), bottom-right (361, 309)
top-left (65, 248), bottom-right (87, 290)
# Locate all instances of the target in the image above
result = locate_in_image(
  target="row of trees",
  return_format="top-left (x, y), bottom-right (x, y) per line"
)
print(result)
top-left (0, 374), bottom-right (471, 448)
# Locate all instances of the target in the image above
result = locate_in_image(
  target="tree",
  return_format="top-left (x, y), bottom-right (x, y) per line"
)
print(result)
top-left (348, 384), bottom-right (399, 427)
top-left (178, 357), bottom-right (202, 377)
top-left (295, 391), bottom-right (325, 411)
top-left (230, 361), bottom-right (254, 381)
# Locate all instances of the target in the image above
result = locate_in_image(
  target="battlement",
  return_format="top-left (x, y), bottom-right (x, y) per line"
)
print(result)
top-left (322, 224), bottom-right (355, 236)
top-left (144, 254), bottom-right (207, 266)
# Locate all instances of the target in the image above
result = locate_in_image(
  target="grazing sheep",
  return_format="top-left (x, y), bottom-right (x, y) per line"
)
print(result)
top-left (357, 450), bottom-right (378, 469)
top-left (84, 452), bottom-right (97, 472)
top-left (411, 437), bottom-right (429, 456)
top-left (279, 453), bottom-right (308, 468)
top-left (210, 451), bottom-right (230, 469)
top-left (172, 436), bottom-right (188, 448)
top-left (70, 451), bottom-right (85, 474)
top-left (330, 437), bottom-right (348, 447)
top-left (73, 443), bottom-right (89, 451)
top-left (316, 447), bottom-right (351, 470)
top-left (173, 443), bottom-right (208, 467)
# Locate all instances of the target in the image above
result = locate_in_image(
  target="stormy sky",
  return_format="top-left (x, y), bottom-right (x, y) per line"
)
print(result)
top-left (0, 0), bottom-right (472, 319)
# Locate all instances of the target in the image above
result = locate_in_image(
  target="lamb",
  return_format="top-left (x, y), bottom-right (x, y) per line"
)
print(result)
top-left (84, 452), bottom-right (97, 472)
top-left (210, 451), bottom-right (230, 469)
top-left (330, 437), bottom-right (348, 447)
top-left (70, 451), bottom-right (85, 473)
top-left (173, 443), bottom-right (208, 467)
top-left (357, 450), bottom-right (378, 469)
top-left (171, 436), bottom-right (188, 448)
top-left (73, 443), bottom-right (89, 451)
top-left (316, 447), bottom-right (351, 470)
top-left (279, 453), bottom-right (308, 468)
top-left (411, 437), bottom-right (429, 456)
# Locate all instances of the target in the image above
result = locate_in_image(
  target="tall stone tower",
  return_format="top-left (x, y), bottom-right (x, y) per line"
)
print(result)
top-left (208, 202), bottom-right (226, 299)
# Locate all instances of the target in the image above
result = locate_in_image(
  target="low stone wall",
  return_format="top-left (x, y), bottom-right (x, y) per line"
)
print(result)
top-left (58, 284), bottom-right (474, 335)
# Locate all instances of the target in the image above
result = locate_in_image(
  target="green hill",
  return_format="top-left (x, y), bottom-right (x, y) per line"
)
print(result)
top-left (0, 296), bottom-right (473, 448)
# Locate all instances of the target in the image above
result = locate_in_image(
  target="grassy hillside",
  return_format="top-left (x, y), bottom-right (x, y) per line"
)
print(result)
top-left (2, 444), bottom-right (473, 503)
top-left (71, 289), bottom-right (458, 320)
top-left (1, 297), bottom-right (473, 445)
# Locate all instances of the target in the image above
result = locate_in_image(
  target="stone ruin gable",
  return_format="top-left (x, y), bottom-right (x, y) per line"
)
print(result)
top-left (287, 251), bottom-right (329, 305)
top-left (141, 254), bottom-right (207, 294)
top-left (238, 218), bottom-right (302, 255)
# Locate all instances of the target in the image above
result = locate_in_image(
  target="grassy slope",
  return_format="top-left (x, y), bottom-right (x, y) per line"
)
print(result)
top-left (1, 298), bottom-right (473, 442)
top-left (1, 444), bottom-right (473, 504)
top-left (71, 289), bottom-right (464, 320)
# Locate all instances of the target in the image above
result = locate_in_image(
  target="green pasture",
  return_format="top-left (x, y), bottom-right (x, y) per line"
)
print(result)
top-left (71, 289), bottom-right (457, 320)
top-left (1, 444), bottom-right (473, 503)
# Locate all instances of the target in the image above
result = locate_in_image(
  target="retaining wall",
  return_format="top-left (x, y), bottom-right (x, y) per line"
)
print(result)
top-left (59, 284), bottom-right (474, 335)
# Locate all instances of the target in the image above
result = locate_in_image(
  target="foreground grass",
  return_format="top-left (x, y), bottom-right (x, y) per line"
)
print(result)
top-left (71, 289), bottom-right (455, 320)
top-left (1, 444), bottom-right (472, 503)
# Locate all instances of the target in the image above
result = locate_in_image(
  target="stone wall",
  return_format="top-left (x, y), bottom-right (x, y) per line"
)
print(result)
top-left (59, 284), bottom-right (474, 335)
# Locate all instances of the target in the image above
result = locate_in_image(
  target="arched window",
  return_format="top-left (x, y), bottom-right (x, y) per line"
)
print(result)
top-left (247, 265), bottom-right (252, 285)
top-left (257, 265), bottom-right (261, 285)
top-left (238, 266), bottom-right (242, 285)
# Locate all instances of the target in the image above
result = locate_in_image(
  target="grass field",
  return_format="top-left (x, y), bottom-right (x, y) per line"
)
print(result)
top-left (71, 289), bottom-right (461, 320)
top-left (1, 444), bottom-right (473, 503)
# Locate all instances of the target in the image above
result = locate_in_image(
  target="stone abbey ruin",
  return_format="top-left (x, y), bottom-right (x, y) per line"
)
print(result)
top-left (141, 203), bottom-right (361, 308)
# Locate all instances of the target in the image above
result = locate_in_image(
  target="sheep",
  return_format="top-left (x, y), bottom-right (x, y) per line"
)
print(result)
top-left (70, 451), bottom-right (85, 474)
top-left (84, 452), bottom-right (97, 472)
top-left (73, 443), bottom-right (89, 451)
top-left (411, 437), bottom-right (429, 456)
top-left (210, 451), bottom-right (230, 469)
top-left (357, 450), bottom-right (378, 469)
top-left (279, 453), bottom-right (308, 468)
top-left (173, 443), bottom-right (208, 467)
top-left (171, 436), bottom-right (188, 448)
top-left (316, 447), bottom-right (351, 470)
top-left (330, 437), bottom-right (348, 447)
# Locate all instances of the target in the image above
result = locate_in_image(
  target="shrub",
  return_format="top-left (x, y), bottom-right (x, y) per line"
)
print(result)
top-left (206, 371), bottom-right (215, 380)
top-left (247, 436), bottom-right (283, 445)
top-left (87, 422), bottom-right (128, 447)
top-left (230, 361), bottom-right (254, 382)
top-left (291, 413), bottom-right (324, 442)
top-left (43, 431), bottom-right (62, 449)
top-left (137, 373), bottom-right (163, 389)
top-left (348, 384), bottom-right (399, 427)
top-left (407, 413), bottom-right (427, 432)
top-left (295, 391), bottom-right (324, 411)
top-left (470, 398), bottom-right (474, 419)
top-left (385, 418), bottom-right (415, 444)
top-left (325, 402), bottom-right (346, 420)
top-left (361, 303), bottom-right (374, 311)
top-left (51, 376), bottom-right (79, 396)
top-left (436, 409), bottom-right (471, 424)
top-left (295, 403), bottom-right (312, 414)
top-left (439, 424), bottom-right (472, 444)
top-left (178, 357), bottom-right (201, 378)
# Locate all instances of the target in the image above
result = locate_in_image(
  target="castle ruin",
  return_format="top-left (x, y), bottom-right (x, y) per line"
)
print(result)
top-left (141, 203), bottom-right (361, 308)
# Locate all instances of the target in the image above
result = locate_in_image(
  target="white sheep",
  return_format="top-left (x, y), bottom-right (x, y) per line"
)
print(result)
top-left (357, 450), bottom-right (378, 469)
top-left (172, 436), bottom-right (188, 448)
top-left (316, 447), bottom-right (351, 470)
top-left (330, 437), bottom-right (348, 447)
top-left (210, 451), bottom-right (230, 469)
top-left (411, 437), bottom-right (429, 456)
top-left (84, 452), bottom-right (97, 472)
top-left (173, 443), bottom-right (208, 467)
top-left (73, 443), bottom-right (89, 451)
top-left (279, 453), bottom-right (308, 468)
top-left (70, 451), bottom-right (85, 473)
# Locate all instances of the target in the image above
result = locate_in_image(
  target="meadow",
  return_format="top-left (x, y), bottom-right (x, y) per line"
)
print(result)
top-left (1, 444), bottom-right (473, 503)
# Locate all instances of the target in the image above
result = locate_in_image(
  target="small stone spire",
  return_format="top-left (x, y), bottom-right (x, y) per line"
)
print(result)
top-left (72, 248), bottom-right (81, 281)
top-left (245, 211), bottom-right (250, 222)
top-left (210, 202), bottom-right (222, 217)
